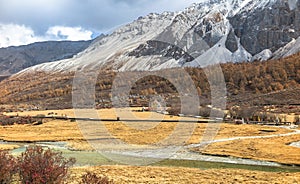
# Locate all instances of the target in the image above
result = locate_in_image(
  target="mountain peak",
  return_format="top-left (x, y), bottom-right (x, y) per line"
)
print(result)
top-left (16, 0), bottom-right (300, 74)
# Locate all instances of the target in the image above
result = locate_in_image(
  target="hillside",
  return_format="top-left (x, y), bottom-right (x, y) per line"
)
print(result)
top-left (0, 40), bottom-right (92, 75)
top-left (0, 53), bottom-right (298, 110)
top-left (0, 0), bottom-right (299, 111)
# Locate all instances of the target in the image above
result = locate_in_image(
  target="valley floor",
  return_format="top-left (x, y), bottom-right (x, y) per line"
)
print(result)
top-left (2, 108), bottom-right (300, 183)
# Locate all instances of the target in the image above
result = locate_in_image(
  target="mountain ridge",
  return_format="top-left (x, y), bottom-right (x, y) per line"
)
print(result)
top-left (0, 40), bottom-right (92, 75)
top-left (14, 0), bottom-right (300, 74)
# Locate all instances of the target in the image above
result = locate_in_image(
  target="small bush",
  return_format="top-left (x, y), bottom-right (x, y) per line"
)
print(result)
top-left (36, 114), bottom-right (46, 118)
top-left (18, 146), bottom-right (75, 184)
top-left (199, 107), bottom-right (211, 117)
top-left (168, 106), bottom-right (181, 116)
top-left (0, 150), bottom-right (17, 183)
top-left (80, 171), bottom-right (114, 184)
top-left (0, 115), bottom-right (37, 126)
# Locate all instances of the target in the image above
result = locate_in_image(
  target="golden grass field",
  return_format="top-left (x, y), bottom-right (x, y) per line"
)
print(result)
top-left (199, 134), bottom-right (300, 165)
top-left (69, 166), bottom-right (300, 184)
top-left (0, 120), bottom-right (82, 142)
top-left (2, 108), bottom-right (300, 183)
top-left (1, 108), bottom-right (293, 150)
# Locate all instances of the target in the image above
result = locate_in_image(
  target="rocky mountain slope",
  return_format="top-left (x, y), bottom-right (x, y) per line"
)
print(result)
top-left (16, 0), bottom-right (300, 74)
top-left (0, 40), bottom-right (92, 75)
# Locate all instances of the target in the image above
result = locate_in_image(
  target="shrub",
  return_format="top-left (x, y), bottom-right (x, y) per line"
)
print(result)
top-left (36, 114), bottom-right (46, 118)
top-left (168, 106), bottom-right (181, 116)
top-left (18, 146), bottom-right (75, 184)
top-left (199, 107), bottom-right (211, 118)
top-left (80, 171), bottom-right (114, 184)
top-left (0, 115), bottom-right (36, 126)
top-left (0, 150), bottom-right (17, 183)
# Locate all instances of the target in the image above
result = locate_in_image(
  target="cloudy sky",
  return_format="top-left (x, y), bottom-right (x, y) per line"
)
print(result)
top-left (0, 0), bottom-right (199, 48)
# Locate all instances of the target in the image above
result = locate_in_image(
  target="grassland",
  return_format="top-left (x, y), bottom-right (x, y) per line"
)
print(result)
top-left (0, 144), bottom-right (19, 150)
top-left (198, 134), bottom-right (300, 165)
top-left (0, 120), bottom-right (83, 142)
top-left (1, 108), bottom-right (293, 150)
top-left (1, 119), bottom-right (289, 151)
top-left (2, 108), bottom-right (300, 183)
top-left (69, 166), bottom-right (300, 184)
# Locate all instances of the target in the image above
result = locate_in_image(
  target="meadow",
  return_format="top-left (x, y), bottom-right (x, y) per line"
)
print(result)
top-left (2, 108), bottom-right (300, 183)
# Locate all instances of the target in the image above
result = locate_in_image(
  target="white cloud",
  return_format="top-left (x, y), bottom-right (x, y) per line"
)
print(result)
top-left (0, 0), bottom-right (202, 48)
top-left (0, 23), bottom-right (93, 48)
top-left (0, 0), bottom-right (200, 39)
top-left (0, 24), bottom-right (40, 48)
top-left (46, 26), bottom-right (93, 41)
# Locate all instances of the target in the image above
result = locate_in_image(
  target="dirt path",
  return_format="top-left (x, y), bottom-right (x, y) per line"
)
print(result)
top-left (194, 126), bottom-right (300, 165)
top-left (186, 127), bottom-right (300, 149)
top-left (94, 127), bottom-right (300, 166)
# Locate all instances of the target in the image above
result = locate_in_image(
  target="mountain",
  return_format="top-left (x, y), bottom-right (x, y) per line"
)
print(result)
top-left (0, 53), bottom-right (299, 109)
top-left (0, 0), bottom-right (299, 109)
top-left (0, 40), bottom-right (92, 75)
top-left (17, 0), bottom-right (300, 74)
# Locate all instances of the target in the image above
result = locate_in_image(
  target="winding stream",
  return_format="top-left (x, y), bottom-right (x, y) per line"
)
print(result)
top-left (1, 126), bottom-right (299, 168)
top-left (187, 127), bottom-right (300, 149)
top-left (0, 140), bottom-right (286, 168)
top-left (4, 141), bottom-right (114, 166)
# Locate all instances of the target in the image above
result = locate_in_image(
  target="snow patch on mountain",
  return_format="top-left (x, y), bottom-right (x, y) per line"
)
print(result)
top-left (184, 34), bottom-right (252, 67)
top-left (288, 0), bottom-right (298, 10)
top-left (273, 37), bottom-right (300, 59)
top-left (252, 49), bottom-right (273, 61)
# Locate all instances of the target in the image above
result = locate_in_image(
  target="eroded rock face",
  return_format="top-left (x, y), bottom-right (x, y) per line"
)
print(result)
top-left (230, 0), bottom-right (300, 55)
top-left (225, 28), bottom-right (238, 53)
top-left (128, 40), bottom-right (194, 63)
top-left (128, 0), bottom-right (300, 65)
top-left (195, 12), bottom-right (226, 47)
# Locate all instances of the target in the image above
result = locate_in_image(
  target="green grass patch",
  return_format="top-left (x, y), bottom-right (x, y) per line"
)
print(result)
top-left (61, 149), bottom-right (116, 166)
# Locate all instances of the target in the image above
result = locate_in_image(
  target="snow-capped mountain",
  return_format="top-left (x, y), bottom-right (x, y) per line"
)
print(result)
top-left (18, 0), bottom-right (300, 73)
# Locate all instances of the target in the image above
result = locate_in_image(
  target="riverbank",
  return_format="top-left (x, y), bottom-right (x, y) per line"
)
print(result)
top-left (197, 133), bottom-right (300, 165)
top-left (0, 118), bottom-right (299, 165)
